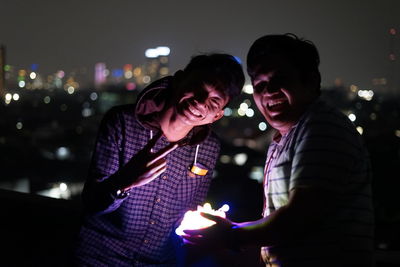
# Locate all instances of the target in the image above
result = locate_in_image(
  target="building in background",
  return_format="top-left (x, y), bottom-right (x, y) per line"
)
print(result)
top-left (0, 44), bottom-right (6, 97)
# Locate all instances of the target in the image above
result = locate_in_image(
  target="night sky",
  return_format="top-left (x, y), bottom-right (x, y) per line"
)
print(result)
top-left (1, 0), bottom-right (399, 89)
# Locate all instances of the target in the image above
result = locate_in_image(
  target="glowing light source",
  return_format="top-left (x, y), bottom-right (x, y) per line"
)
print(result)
top-left (357, 90), bottom-right (374, 101)
top-left (145, 46), bottom-right (170, 58)
top-left (124, 70), bottom-right (133, 79)
top-left (143, 75), bottom-right (151, 83)
top-left (258, 122), bottom-right (267, 131)
top-left (243, 84), bottom-right (254, 94)
top-left (240, 102), bottom-right (249, 111)
top-left (82, 108), bottom-right (93, 117)
top-left (5, 93), bottom-right (12, 101)
top-left (157, 46), bottom-right (170, 56)
top-left (44, 96), bottom-right (51, 104)
top-left (245, 108), bottom-right (255, 117)
top-left (159, 67), bottom-right (169, 76)
top-left (90, 92), bottom-right (98, 101)
top-left (249, 166), bottom-right (264, 183)
top-left (56, 147), bottom-right (70, 160)
top-left (18, 81), bottom-right (25, 88)
top-left (126, 82), bottom-right (136, 91)
top-left (59, 183), bottom-right (68, 191)
top-left (224, 107), bottom-right (232, 116)
top-left (16, 122), bottom-right (23, 129)
top-left (348, 113), bottom-right (356, 122)
top-left (30, 72), bottom-right (37, 79)
top-left (356, 126), bottom-right (364, 135)
top-left (237, 108), bottom-right (246, 116)
top-left (13, 93), bottom-right (20, 101)
top-left (67, 86), bottom-right (75, 94)
top-left (234, 153), bottom-right (248, 165)
top-left (175, 203), bottom-right (229, 236)
top-left (57, 70), bottom-right (65, 79)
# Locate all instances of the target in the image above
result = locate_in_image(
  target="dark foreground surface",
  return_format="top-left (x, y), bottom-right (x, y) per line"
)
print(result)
top-left (1, 189), bottom-right (399, 267)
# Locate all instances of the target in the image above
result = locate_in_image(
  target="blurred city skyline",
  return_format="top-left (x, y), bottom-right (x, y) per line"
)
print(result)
top-left (1, 0), bottom-right (400, 90)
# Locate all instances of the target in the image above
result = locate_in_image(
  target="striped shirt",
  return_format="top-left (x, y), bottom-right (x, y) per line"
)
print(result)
top-left (261, 100), bottom-right (374, 267)
top-left (75, 105), bottom-right (220, 266)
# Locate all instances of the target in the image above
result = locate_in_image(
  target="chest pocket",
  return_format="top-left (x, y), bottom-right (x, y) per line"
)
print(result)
top-left (176, 167), bottom-right (205, 205)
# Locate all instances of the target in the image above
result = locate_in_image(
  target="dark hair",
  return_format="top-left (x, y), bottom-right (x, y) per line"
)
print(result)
top-left (247, 33), bottom-right (321, 90)
top-left (183, 53), bottom-right (245, 100)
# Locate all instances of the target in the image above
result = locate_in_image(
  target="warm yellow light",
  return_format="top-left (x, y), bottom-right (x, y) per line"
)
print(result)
top-left (67, 86), bottom-right (75, 94)
top-left (356, 126), bottom-right (363, 135)
top-left (237, 108), bottom-right (246, 116)
top-left (5, 93), bottom-right (12, 101)
top-left (240, 102), bottom-right (249, 111)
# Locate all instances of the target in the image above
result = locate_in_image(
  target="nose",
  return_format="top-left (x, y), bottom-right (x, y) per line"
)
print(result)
top-left (193, 99), bottom-right (207, 111)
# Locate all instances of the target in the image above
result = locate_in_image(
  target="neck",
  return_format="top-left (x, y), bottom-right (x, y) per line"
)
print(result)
top-left (157, 107), bottom-right (193, 142)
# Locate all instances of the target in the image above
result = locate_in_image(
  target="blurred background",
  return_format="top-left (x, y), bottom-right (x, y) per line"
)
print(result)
top-left (1, 0), bottom-right (399, 266)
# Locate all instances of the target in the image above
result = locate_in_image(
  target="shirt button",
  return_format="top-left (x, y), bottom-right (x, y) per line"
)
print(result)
top-left (144, 239), bottom-right (149, 244)
top-left (156, 198), bottom-right (161, 203)
top-left (162, 175), bottom-right (167, 180)
top-left (150, 220), bottom-right (155, 225)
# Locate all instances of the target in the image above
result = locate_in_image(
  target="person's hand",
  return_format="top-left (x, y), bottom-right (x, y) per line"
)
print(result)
top-left (114, 132), bottom-right (178, 190)
top-left (182, 212), bottom-right (237, 250)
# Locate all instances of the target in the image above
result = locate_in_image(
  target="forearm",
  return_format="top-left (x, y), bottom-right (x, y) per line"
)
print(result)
top-left (233, 205), bottom-right (292, 247)
top-left (82, 172), bottom-right (127, 215)
top-left (234, 203), bottom-right (320, 248)
top-left (233, 187), bottom-right (328, 248)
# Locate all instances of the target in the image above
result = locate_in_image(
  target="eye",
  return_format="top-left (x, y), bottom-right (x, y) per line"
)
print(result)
top-left (254, 81), bottom-right (268, 93)
top-left (209, 98), bottom-right (222, 109)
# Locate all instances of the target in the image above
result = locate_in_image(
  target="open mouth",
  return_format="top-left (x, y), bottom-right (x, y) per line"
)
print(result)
top-left (187, 105), bottom-right (203, 118)
top-left (267, 99), bottom-right (288, 111)
top-left (179, 102), bottom-right (204, 121)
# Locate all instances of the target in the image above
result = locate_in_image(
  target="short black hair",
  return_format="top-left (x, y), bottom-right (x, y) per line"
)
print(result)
top-left (247, 33), bottom-right (321, 90)
top-left (183, 53), bottom-right (245, 100)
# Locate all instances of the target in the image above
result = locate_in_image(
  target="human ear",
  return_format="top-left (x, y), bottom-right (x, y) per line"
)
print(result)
top-left (212, 110), bottom-right (225, 122)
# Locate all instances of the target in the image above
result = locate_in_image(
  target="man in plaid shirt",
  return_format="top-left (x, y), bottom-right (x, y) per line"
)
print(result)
top-left (74, 53), bottom-right (244, 266)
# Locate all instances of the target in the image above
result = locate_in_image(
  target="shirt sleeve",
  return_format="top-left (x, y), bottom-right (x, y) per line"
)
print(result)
top-left (81, 107), bottom-right (127, 215)
top-left (289, 113), bottom-right (360, 193)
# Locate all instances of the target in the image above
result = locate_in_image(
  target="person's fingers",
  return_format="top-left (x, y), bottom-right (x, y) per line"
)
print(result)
top-left (145, 158), bottom-right (166, 175)
top-left (147, 164), bottom-right (167, 179)
top-left (200, 212), bottom-right (227, 224)
top-left (135, 165), bottom-right (166, 187)
top-left (183, 228), bottom-right (208, 236)
top-left (147, 143), bottom-right (178, 166)
top-left (181, 235), bottom-right (204, 245)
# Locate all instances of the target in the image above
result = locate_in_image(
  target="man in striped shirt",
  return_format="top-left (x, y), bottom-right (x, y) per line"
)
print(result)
top-left (184, 34), bottom-right (374, 266)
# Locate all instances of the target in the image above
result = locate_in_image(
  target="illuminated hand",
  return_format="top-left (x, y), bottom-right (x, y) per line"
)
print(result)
top-left (114, 132), bottom-right (178, 190)
top-left (182, 212), bottom-right (237, 249)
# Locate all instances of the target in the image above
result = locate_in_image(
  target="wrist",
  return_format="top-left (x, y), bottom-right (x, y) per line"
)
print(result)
top-left (107, 175), bottom-right (131, 199)
top-left (113, 187), bottom-right (131, 199)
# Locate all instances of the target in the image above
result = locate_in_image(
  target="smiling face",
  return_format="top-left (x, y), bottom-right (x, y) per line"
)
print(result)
top-left (251, 55), bottom-right (318, 135)
top-left (172, 71), bottom-right (229, 127)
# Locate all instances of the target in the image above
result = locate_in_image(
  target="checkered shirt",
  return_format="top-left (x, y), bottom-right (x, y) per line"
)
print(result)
top-left (75, 104), bottom-right (220, 266)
